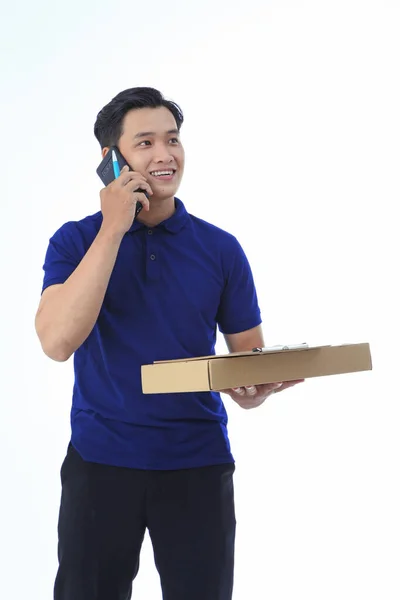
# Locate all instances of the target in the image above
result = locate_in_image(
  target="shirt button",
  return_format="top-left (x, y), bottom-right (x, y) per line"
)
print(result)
top-left (150, 254), bottom-right (156, 261)
top-left (148, 229), bottom-right (153, 235)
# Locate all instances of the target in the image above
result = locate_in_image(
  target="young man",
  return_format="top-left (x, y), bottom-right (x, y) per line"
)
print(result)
top-left (35, 87), bottom-right (303, 600)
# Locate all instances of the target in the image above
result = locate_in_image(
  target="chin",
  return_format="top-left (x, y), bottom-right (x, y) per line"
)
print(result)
top-left (153, 185), bottom-right (180, 200)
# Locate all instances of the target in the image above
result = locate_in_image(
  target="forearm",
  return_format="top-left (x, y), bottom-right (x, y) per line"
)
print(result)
top-left (36, 226), bottom-right (123, 361)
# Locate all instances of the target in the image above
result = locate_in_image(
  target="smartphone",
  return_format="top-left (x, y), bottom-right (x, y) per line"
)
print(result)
top-left (96, 146), bottom-right (148, 218)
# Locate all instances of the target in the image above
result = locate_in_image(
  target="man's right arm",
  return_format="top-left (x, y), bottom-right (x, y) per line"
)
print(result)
top-left (35, 163), bottom-right (153, 362)
top-left (35, 227), bottom-right (124, 362)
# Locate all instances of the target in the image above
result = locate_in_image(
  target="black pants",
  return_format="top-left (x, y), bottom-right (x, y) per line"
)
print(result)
top-left (54, 443), bottom-right (236, 600)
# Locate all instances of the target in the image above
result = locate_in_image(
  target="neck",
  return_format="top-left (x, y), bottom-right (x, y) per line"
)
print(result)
top-left (136, 196), bottom-right (176, 228)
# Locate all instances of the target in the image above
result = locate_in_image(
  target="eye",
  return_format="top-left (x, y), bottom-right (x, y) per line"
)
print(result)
top-left (138, 140), bottom-right (151, 147)
top-left (169, 137), bottom-right (180, 144)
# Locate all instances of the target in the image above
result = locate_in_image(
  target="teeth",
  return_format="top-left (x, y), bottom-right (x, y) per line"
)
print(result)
top-left (151, 170), bottom-right (174, 176)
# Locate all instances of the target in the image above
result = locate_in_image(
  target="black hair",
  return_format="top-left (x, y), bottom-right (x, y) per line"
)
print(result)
top-left (94, 87), bottom-right (184, 149)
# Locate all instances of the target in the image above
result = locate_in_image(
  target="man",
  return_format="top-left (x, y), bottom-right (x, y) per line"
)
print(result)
top-left (35, 87), bottom-right (303, 600)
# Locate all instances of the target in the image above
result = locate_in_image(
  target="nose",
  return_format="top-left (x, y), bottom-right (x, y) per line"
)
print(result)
top-left (153, 142), bottom-right (174, 164)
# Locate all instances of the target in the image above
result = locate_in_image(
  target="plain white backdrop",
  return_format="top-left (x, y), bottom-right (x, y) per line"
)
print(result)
top-left (1, 1), bottom-right (399, 598)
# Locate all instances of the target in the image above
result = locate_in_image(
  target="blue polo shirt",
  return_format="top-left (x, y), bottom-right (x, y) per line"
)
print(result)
top-left (41, 198), bottom-right (262, 470)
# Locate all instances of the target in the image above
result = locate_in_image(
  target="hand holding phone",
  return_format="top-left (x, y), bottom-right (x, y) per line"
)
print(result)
top-left (97, 147), bottom-right (152, 236)
top-left (97, 146), bottom-right (152, 216)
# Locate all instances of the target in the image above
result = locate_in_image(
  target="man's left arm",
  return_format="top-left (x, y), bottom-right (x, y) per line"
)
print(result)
top-left (216, 235), bottom-right (304, 409)
top-left (222, 324), bottom-right (304, 409)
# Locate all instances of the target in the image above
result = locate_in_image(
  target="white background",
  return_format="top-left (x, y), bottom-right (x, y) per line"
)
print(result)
top-left (1, 1), bottom-right (399, 598)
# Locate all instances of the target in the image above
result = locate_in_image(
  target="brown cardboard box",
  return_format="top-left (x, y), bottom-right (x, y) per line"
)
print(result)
top-left (141, 343), bottom-right (372, 394)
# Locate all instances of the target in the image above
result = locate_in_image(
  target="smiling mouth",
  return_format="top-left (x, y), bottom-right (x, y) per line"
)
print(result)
top-left (150, 169), bottom-right (176, 177)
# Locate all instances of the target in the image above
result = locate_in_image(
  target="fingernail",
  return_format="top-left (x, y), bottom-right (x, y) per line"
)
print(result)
top-left (273, 382), bottom-right (283, 388)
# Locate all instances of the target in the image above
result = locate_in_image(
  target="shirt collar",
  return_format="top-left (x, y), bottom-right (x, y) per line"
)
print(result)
top-left (129, 197), bottom-right (189, 234)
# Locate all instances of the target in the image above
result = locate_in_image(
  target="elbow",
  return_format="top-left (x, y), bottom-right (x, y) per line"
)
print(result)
top-left (40, 337), bottom-right (72, 362)
top-left (35, 321), bottom-right (72, 362)
top-left (43, 345), bottom-right (72, 362)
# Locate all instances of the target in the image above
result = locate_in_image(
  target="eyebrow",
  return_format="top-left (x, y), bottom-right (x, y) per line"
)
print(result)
top-left (133, 128), bottom-right (179, 140)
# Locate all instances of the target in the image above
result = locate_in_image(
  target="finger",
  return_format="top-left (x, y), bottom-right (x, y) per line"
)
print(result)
top-left (133, 191), bottom-right (151, 212)
top-left (245, 385), bottom-right (257, 396)
top-left (269, 382), bottom-right (283, 392)
top-left (122, 175), bottom-right (150, 191)
top-left (119, 170), bottom-right (148, 187)
top-left (274, 379), bottom-right (305, 393)
top-left (257, 382), bottom-right (283, 391)
top-left (126, 179), bottom-right (153, 197)
top-left (232, 387), bottom-right (245, 396)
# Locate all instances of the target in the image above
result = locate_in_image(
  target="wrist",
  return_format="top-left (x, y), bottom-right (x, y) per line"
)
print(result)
top-left (98, 224), bottom-right (125, 245)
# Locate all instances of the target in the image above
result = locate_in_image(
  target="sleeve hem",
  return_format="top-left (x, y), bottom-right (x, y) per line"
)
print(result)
top-left (218, 315), bottom-right (262, 336)
top-left (41, 278), bottom-right (68, 294)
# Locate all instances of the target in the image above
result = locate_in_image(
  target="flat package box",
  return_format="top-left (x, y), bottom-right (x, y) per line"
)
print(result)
top-left (141, 343), bottom-right (372, 394)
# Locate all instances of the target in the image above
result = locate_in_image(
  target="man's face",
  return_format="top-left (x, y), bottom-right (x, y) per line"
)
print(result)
top-left (113, 106), bottom-right (185, 201)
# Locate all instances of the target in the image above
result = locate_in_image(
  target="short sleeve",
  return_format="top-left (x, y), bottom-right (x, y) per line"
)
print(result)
top-left (216, 237), bottom-right (262, 335)
top-left (41, 222), bottom-right (84, 294)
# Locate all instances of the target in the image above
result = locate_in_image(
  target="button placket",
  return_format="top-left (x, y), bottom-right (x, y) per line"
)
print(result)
top-left (146, 229), bottom-right (160, 281)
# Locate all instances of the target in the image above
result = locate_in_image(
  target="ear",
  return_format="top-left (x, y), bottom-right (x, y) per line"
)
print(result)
top-left (101, 147), bottom-right (110, 158)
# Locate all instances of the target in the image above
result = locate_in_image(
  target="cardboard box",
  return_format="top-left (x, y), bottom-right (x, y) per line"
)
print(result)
top-left (141, 343), bottom-right (372, 394)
